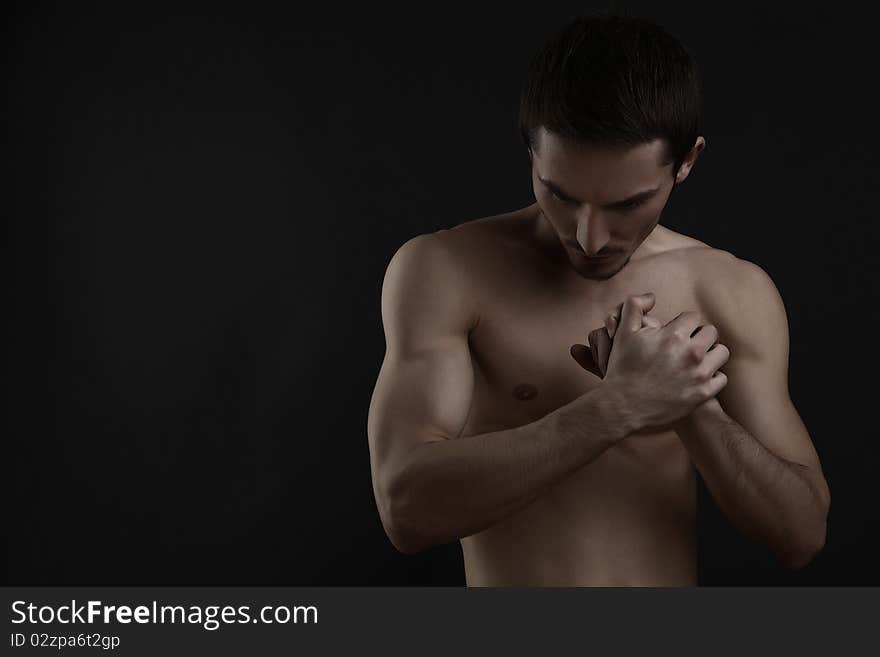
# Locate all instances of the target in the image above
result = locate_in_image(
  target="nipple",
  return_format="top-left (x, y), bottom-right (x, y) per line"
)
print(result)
top-left (512, 383), bottom-right (538, 401)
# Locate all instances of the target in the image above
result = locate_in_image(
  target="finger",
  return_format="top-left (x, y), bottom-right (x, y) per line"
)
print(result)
top-left (589, 330), bottom-right (600, 372)
top-left (664, 310), bottom-right (703, 339)
top-left (703, 370), bottom-right (728, 399)
top-left (619, 293), bottom-right (656, 335)
top-left (594, 328), bottom-right (612, 377)
top-left (608, 306), bottom-right (660, 338)
top-left (608, 299), bottom-right (661, 338)
top-left (570, 343), bottom-right (600, 378)
top-left (700, 342), bottom-right (731, 376)
top-left (691, 323), bottom-right (719, 352)
top-left (605, 313), bottom-right (618, 339)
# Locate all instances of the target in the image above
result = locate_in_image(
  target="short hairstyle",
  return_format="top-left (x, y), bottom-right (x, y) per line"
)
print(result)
top-left (518, 9), bottom-right (702, 176)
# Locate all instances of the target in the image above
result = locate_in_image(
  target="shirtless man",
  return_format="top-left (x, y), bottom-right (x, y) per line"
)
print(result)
top-left (367, 13), bottom-right (830, 586)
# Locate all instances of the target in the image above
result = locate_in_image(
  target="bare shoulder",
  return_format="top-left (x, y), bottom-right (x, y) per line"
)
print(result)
top-left (402, 213), bottom-right (512, 280)
top-left (644, 223), bottom-right (711, 256)
top-left (649, 223), bottom-right (768, 285)
top-left (441, 208), bottom-right (530, 254)
top-left (383, 226), bottom-right (484, 336)
top-left (679, 243), bottom-right (779, 297)
top-left (678, 243), bottom-right (788, 358)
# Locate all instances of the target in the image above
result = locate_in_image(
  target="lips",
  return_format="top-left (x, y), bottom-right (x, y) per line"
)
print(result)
top-left (567, 242), bottom-right (613, 258)
top-left (572, 247), bottom-right (613, 260)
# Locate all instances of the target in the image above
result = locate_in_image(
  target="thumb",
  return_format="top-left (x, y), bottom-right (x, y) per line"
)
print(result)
top-left (619, 292), bottom-right (656, 335)
top-left (570, 343), bottom-right (600, 378)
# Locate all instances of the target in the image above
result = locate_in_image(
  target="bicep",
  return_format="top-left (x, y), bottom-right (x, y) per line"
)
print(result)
top-left (367, 233), bottom-right (478, 498)
top-left (369, 343), bottom-right (474, 484)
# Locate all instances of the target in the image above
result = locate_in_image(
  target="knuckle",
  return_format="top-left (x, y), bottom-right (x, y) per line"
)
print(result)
top-left (677, 334), bottom-right (691, 347)
top-left (701, 373), bottom-right (727, 396)
top-left (685, 386), bottom-right (703, 404)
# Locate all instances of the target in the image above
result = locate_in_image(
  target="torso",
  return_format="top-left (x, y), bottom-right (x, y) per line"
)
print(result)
top-left (439, 203), bottom-right (718, 586)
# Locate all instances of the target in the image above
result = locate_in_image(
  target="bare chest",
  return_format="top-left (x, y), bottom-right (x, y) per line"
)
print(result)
top-left (461, 252), bottom-right (695, 430)
top-left (443, 218), bottom-right (709, 582)
top-left (458, 250), bottom-right (700, 501)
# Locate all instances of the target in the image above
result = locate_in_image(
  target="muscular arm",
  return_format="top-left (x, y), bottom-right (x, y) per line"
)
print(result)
top-left (674, 253), bottom-right (831, 570)
top-left (368, 233), bottom-right (634, 554)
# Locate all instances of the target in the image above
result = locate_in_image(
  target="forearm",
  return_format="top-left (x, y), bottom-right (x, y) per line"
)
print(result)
top-left (389, 384), bottom-right (633, 553)
top-left (675, 401), bottom-right (827, 568)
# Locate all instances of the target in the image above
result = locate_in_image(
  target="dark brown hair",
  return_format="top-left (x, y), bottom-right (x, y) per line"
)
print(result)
top-left (518, 9), bottom-right (702, 176)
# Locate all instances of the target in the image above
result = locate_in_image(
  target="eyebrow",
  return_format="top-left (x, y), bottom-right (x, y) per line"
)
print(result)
top-left (539, 176), bottom-right (660, 208)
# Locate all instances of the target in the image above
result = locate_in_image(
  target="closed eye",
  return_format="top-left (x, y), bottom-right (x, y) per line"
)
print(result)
top-left (614, 198), bottom-right (647, 211)
top-left (551, 189), bottom-right (647, 211)
top-left (550, 189), bottom-right (574, 204)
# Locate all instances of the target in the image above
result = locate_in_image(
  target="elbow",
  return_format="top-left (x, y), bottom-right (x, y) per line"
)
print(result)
top-left (779, 547), bottom-right (819, 571)
top-left (777, 485), bottom-right (830, 571)
top-left (378, 470), bottom-right (431, 556)
top-left (389, 532), bottom-right (427, 556)
top-left (383, 508), bottom-right (428, 556)
top-left (778, 522), bottom-right (827, 571)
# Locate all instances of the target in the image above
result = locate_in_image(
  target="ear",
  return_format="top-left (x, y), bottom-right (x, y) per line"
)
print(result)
top-left (674, 135), bottom-right (706, 183)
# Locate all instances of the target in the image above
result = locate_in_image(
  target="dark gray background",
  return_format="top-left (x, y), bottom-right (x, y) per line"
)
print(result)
top-left (1, 587), bottom-right (872, 656)
top-left (6, 0), bottom-right (878, 584)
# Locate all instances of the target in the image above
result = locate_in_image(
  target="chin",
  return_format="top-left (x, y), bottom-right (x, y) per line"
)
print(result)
top-left (576, 269), bottom-right (617, 281)
top-left (569, 254), bottom-right (631, 280)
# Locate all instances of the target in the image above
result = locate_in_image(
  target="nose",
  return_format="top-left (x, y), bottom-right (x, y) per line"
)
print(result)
top-left (574, 213), bottom-right (611, 257)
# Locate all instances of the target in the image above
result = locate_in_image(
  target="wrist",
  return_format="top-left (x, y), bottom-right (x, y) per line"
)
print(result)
top-left (597, 380), bottom-right (641, 440)
top-left (675, 396), bottom-right (724, 431)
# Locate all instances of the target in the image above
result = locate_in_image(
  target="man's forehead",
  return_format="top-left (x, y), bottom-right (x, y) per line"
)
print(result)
top-left (534, 128), bottom-right (667, 166)
top-left (533, 130), bottom-right (669, 189)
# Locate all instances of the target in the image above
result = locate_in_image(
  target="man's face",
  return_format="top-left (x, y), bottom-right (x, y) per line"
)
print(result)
top-left (529, 127), bottom-right (680, 281)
